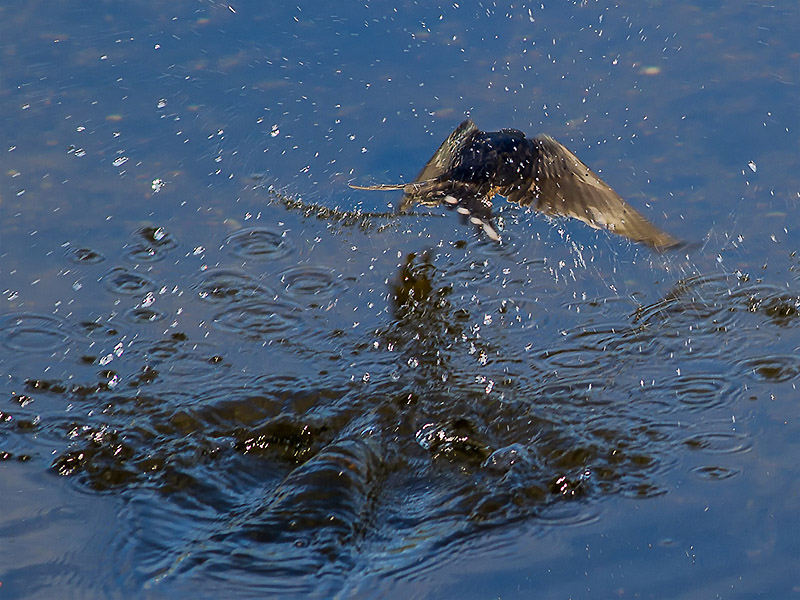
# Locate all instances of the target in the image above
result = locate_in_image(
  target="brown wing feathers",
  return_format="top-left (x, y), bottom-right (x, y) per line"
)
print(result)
top-left (349, 120), bottom-right (680, 250)
top-left (515, 135), bottom-right (680, 251)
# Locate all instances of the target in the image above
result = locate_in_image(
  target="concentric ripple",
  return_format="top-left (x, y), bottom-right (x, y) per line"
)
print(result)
top-left (683, 430), bottom-right (752, 455)
top-left (195, 268), bottom-right (270, 304)
top-left (0, 312), bottom-right (72, 353)
top-left (212, 300), bottom-right (302, 341)
top-left (690, 465), bottom-right (741, 481)
top-left (671, 372), bottom-right (733, 411)
top-left (125, 226), bottom-right (179, 263)
top-left (66, 246), bottom-right (106, 265)
top-left (224, 227), bottom-right (293, 261)
top-left (279, 265), bottom-right (342, 301)
top-left (738, 354), bottom-right (800, 383)
top-left (122, 306), bottom-right (167, 325)
top-left (102, 267), bottom-right (156, 295)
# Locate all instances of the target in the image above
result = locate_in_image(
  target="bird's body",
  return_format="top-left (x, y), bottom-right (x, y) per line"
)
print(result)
top-left (350, 119), bottom-right (680, 250)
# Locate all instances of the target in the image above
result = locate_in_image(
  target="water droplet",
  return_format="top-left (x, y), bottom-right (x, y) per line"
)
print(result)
top-left (141, 292), bottom-right (156, 307)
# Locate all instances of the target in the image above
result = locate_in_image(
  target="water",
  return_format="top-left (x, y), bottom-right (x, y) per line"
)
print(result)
top-left (2, 1), bottom-right (800, 598)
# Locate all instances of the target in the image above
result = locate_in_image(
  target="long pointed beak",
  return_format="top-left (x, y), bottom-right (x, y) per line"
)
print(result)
top-left (348, 183), bottom-right (406, 191)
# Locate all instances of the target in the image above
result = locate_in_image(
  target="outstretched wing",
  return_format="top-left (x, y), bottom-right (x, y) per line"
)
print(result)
top-left (399, 119), bottom-right (480, 211)
top-left (411, 119), bottom-right (479, 183)
top-left (506, 135), bottom-right (680, 251)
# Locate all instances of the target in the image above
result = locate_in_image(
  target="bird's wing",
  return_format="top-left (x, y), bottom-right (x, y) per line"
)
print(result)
top-left (506, 135), bottom-right (680, 251)
top-left (411, 119), bottom-right (479, 183)
top-left (399, 119), bottom-right (480, 211)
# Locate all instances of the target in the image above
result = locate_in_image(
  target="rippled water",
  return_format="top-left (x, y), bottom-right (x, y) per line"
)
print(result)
top-left (3, 1), bottom-right (800, 598)
top-left (5, 202), bottom-right (800, 596)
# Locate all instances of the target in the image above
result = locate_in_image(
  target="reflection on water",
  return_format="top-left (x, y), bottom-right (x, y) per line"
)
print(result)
top-left (5, 198), bottom-right (800, 595)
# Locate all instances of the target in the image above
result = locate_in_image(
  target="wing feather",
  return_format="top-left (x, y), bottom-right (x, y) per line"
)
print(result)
top-left (399, 119), bottom-right (480, 211)
top-left (507, 135), bottom-right (680, 251)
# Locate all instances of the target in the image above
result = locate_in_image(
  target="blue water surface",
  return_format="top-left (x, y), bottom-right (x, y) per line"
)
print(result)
top-left (2, 1), bottom-right (800, 598)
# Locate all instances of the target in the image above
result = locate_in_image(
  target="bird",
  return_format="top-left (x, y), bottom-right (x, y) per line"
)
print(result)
top-left (349, 119), bottom-right (680, 251)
